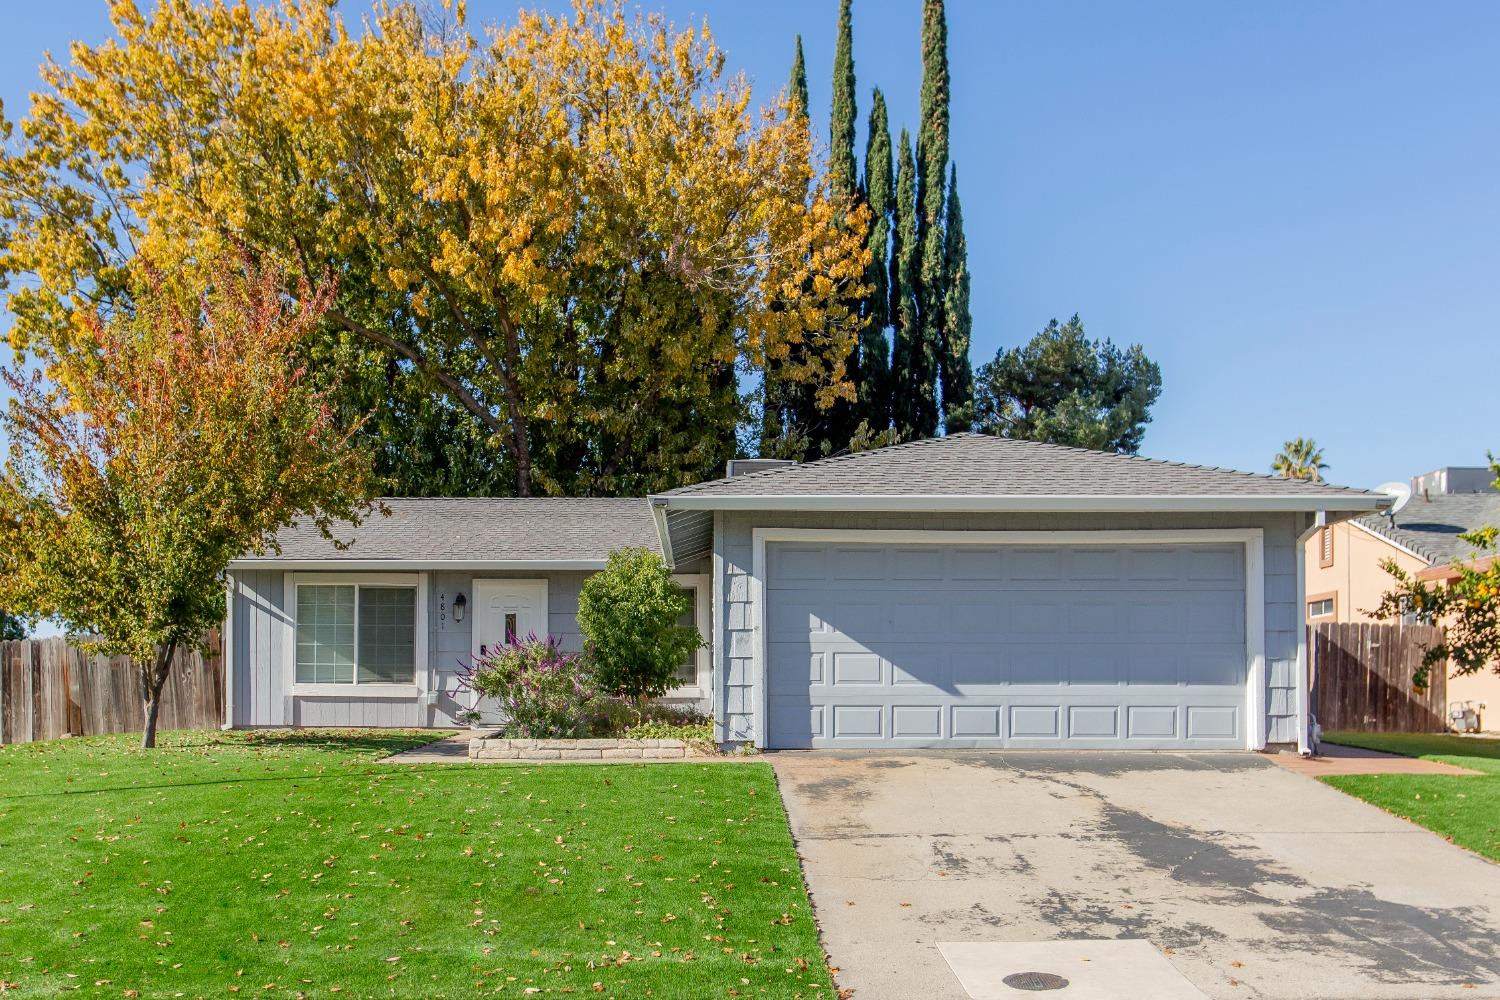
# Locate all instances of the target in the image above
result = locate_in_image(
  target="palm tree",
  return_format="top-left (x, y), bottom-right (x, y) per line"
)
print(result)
top-left (1273, 437), bottom-right (1329, 482)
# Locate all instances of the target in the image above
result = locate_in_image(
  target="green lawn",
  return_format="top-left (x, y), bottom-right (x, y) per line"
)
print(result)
top-left (1321, 731), bottom-right (1500, 862)
top-left (0, 730), bottom-right (833, 998)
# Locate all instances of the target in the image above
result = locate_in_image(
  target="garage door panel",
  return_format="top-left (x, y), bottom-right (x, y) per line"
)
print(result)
top-left (1127, 705), bottom-right (1179, 739)
top-left (892, 650), bottom-right (946, 686)
top-left (1070, 548), bottom-right (1123, 580)
top-left (1187, 547), bottom-right (1242, 581)
top-left (1064, 646), bottom-right (1121, 685)
top-left (1010, 705), bottom-right (1062, 738)
top-left (1068, 705), bottom-right (1120, 738)
top-left (892, 704), bottom-right (943, 738)
top-left (1185, 591), bottom-right (1244, 634)
top-left (1187, 705), bottom-right (1239, 740)
top-left (1010, 548), bottom-right (1065, 581)
top-left (833, 546), bottom-right (886, 580)
top-left (1008, 644), bottom-right (1066, 685)
top-left (952, 705), bottom-right (1003, 737)
top-left (831, 651), bottom-right (882, 685)
top-left (765, 541), bottom-right (1247, 749)
top-left (771, 545), bottom-right (829, 580)
top-left (890, 600), bottom-right (951, 636)
top-left (1119, 643), bottom-right (1183, 685)
top-left (890, 546), bottom-right (947, 579)
top-left (832, 705), bottom-right (884, 739)
top-left (950, 547), bottom-right (1006, 579)
top-left (951, 650), bottom-right (1003, 688)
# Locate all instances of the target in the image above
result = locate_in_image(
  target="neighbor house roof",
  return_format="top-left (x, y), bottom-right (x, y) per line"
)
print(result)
top-left (653, 434), bottom-right (1385, 512)
top-left (1354, 493), bottom-right (1500, 566)
top-left (230, 497), bottom-right (659, 569)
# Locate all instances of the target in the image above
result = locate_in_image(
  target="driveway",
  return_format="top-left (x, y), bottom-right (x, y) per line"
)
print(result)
top-left (771, 751), bottom-right (1500, 1000)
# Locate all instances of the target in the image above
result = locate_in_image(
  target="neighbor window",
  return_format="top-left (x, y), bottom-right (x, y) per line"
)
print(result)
top-left (1307, 597), bottom-right (1335, 619)
top-left (296, 583), bottom-right (416, 685)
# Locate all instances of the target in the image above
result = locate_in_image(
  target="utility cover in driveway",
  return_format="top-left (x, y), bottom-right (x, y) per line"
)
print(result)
top-left (938, 941), bottom-right (1209, 1000)
top-left (765, 541), bottom-right (1246, 749)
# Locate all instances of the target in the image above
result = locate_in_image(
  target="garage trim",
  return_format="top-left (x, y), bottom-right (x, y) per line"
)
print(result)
top-left (750, 528), bottom-right (1268, 751)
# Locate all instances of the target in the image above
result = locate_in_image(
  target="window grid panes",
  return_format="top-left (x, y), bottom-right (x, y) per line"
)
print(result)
top-left (673, 587), bottom-right (698, 685)
top-left (296, 585), bottom-right (355, 684)
top-left (358, 587), bottom-right (416, 684)
top-left (295, 583), bottom-right (416, 686)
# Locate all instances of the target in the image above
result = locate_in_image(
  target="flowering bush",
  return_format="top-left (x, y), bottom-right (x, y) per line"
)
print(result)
top-left (466, 635), bottom-right (600, 739)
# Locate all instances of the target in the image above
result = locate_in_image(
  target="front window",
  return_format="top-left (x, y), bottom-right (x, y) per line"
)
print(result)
top-left (673, 585), bottom-right (699, 686)
top-left (296, 583), bottom-right (416, 685)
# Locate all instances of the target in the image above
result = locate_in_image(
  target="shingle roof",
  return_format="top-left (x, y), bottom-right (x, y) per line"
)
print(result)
top-left (656, 434), bottom-right (1380, 505)
top-left (1355, 493), bottom-right (1500, 565)
top-left (239, 497), bottom-right (659, 563)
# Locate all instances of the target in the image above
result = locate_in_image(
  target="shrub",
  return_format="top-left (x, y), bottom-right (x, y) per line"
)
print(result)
top-left (577, 547), bottom-right (702, 714)
top-left (466, 635), bottom-right (600, 739)
top-left (623, 718), bottom-right (716, 754)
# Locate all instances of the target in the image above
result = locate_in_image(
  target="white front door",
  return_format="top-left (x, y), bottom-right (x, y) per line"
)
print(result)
top-left (470, 579), bottom-right (549, 726)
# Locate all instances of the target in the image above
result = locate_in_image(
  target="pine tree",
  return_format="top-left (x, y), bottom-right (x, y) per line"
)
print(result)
top-left (859, 88), bottom-right (894, 430)
top-left (891, 129), bottom-right (928, 436)
top-left (940, 164), bottom-right (973, 431)
top-left (830, 0), bottom-right (858, 202)
top-left (913, 0), bottom-right (949, 439)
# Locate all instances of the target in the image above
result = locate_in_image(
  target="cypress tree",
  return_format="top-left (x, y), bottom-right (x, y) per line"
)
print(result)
top-left (830, 0), bottom-right (858, 202)
top-left (788, 34), bottom-right (809, 118)
top-left (891, 129), bottom-right (928, 436)
top-left (940, 164), bottom-right (973, 431)
top-left (818, 0), bottom-right (864, 449)
top-left (761, 36), bottom-right (811, 455)
top-left (913, 0), bottom-right (949, 439)
top-left (859, 88), bottom-right (894, 430)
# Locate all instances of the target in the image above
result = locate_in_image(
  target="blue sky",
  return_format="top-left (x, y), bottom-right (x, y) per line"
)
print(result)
top-left (3, 0), bottom-right (1498, 491)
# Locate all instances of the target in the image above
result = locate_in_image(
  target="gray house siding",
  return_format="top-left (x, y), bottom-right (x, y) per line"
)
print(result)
top-left (228, 564), bottom-right (713, 729)
top-left (713, 509), bottom-right (1304, 748)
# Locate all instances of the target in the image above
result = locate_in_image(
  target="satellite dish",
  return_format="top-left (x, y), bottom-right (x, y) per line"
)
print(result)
top-left (1375, 481), bottom-right (1412, 516)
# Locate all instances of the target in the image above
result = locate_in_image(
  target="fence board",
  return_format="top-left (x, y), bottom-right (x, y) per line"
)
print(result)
top-left (1311, 622), bottom-right (1447, 733)
top-left (0, 635), bottom-right (223, 745)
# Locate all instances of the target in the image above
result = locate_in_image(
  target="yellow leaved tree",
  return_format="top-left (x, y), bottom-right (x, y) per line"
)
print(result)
top-left (0, 0), bottom-right (869, 496)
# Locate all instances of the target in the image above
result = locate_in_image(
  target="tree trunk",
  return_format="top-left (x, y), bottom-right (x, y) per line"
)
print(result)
top-left (139, 638), bottom-right (178, 750)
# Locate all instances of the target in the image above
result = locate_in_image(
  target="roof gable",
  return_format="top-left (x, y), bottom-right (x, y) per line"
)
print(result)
top-left (1354, 493), bottom-right (1500, 565)
top-left (655, 434), bottom-right (1381, 509)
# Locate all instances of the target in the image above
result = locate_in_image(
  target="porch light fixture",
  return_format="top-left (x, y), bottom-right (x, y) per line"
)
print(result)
top-left (452, 592), bottom-right (467, 623)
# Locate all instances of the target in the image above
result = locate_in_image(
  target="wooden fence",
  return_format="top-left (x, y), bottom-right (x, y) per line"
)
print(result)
top-left (0, 634), bottom-right (223, 744)
top-left (1310, 622), bottom-right (1448, 733)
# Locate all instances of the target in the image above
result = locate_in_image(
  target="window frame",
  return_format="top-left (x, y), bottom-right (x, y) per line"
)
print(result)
top-left (1306, 591), bottom-right (1337, 621)
top-left (284, 572), bottom-right (428, 698)
top-left (667, 573), bottom-right (712, 699)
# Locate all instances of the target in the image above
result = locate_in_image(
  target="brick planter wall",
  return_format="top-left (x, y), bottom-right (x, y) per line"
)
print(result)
top-left (468, 736), bottom-right (700, 761)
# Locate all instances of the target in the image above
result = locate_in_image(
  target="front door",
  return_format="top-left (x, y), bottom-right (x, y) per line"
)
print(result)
top-left (470, 579), bottom-right (549, 726)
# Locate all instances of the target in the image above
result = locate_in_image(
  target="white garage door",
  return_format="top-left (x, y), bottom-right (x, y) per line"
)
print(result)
top-left (764, 541), bottom-right (1247, 749)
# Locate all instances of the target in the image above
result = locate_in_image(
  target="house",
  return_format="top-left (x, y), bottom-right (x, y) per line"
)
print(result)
top-left (1304, 466), bottom-right (1500, 726)
top-left (225, 434), bottom-right (1384, 752)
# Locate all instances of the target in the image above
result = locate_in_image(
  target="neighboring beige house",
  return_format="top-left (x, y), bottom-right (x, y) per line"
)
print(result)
top-left (1303, 466), bottom-right (1500, 730)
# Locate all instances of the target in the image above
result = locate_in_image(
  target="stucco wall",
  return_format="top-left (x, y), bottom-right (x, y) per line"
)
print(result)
top-left (1302, 523), bottom-right (1500, 731)
top-left (1302, 521), bottom-right (1426, 625)
top-left (714, 509), bottom-right (1304, 747)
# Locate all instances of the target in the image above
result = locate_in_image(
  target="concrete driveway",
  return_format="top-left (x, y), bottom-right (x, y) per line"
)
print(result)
top-left (771, 751), bottom-right (1500, 1000)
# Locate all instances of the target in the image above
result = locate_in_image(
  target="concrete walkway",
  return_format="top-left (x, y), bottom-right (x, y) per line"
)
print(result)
top-left (1268, 743), bottom-right (1482, 777)
top-left (771, 750), bottom-right (1500, 1000)
top-left (378, 731), bottom-right (471, 763)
